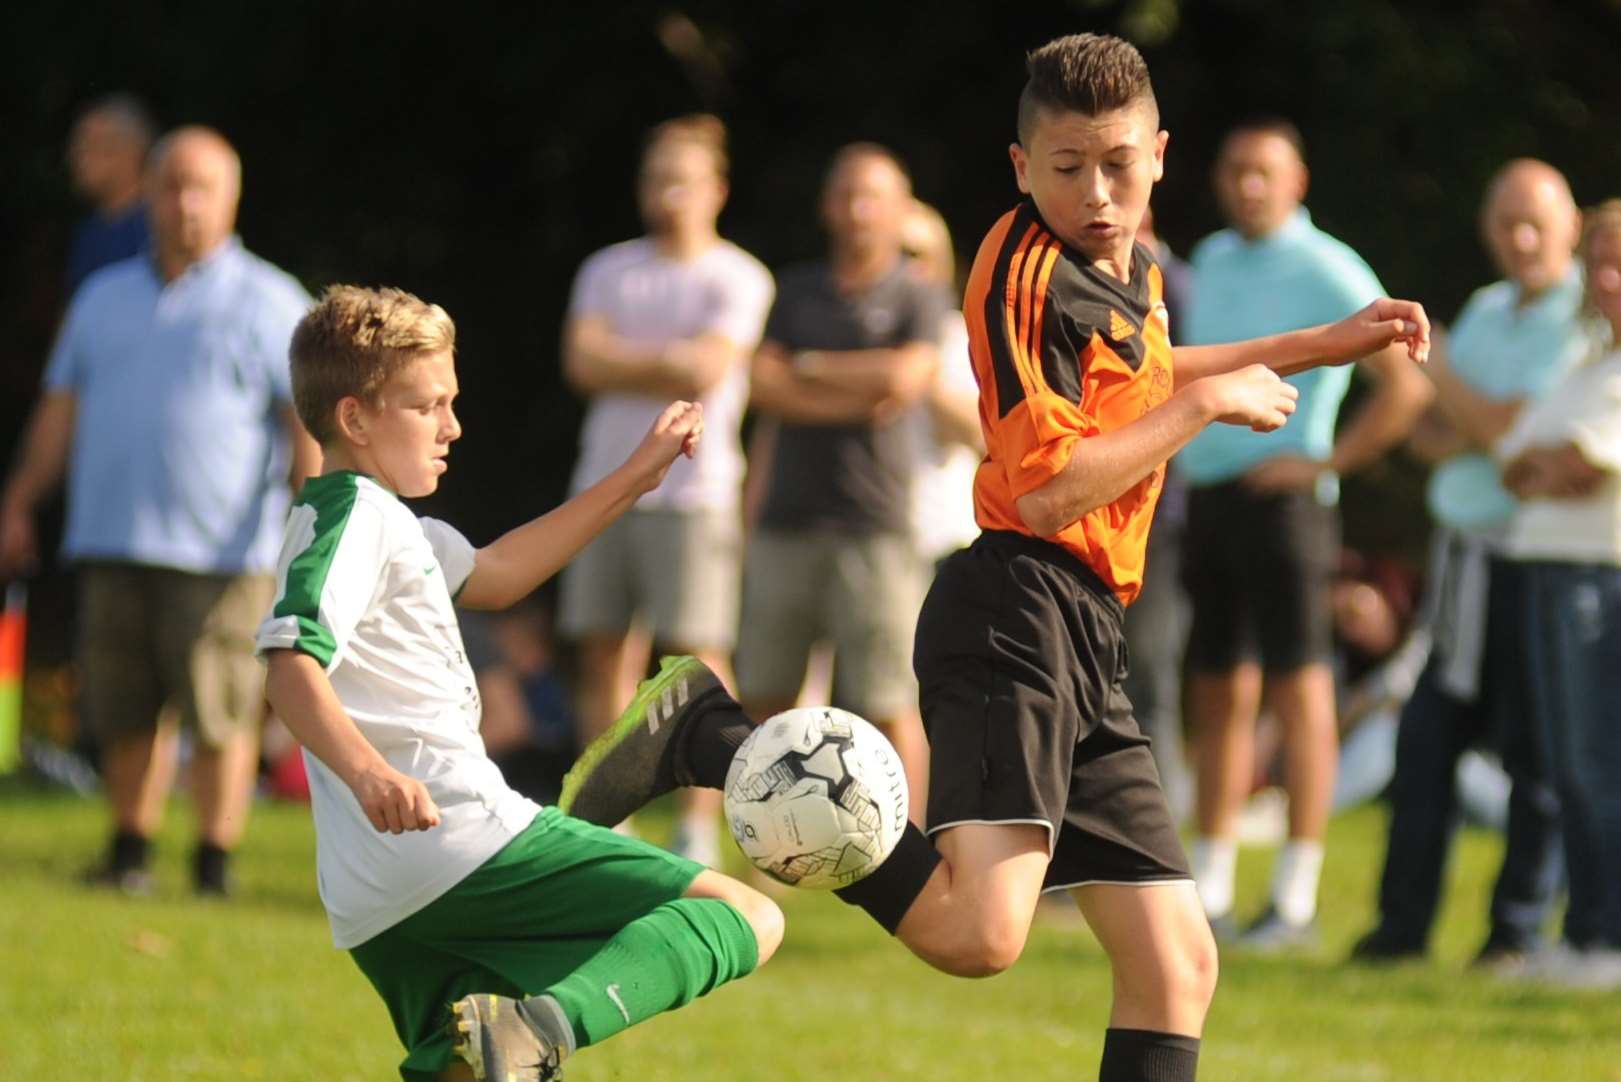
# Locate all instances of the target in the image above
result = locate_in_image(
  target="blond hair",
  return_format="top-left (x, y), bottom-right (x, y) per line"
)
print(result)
top-left (289, 285), bottom-right (456, 444)
top-left (644, 113), bottom-right (729, 179)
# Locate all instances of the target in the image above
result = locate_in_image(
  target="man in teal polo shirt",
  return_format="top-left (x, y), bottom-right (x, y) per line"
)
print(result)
top-left (0, 127), bottom-right (317, 896)
top-left (1353, 159), bottom-right (1586, 963)
top-left (1178, 118), bottom-right (1433, 946)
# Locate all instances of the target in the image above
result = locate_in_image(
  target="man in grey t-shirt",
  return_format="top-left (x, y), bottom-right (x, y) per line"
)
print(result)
top-left (741, 143), bottom-right (946, 821)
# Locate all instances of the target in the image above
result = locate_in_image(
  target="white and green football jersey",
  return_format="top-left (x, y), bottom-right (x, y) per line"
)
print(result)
top-left (256, 471), bottom-right (540, 948)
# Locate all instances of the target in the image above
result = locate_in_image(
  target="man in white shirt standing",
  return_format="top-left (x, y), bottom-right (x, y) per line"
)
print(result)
top-left (559, 115), bottom-right (773, 864)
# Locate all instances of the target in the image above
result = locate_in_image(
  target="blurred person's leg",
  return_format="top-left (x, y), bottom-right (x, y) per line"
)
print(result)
top-left (1354, 665), bottom-right (1474, 958)
top-left (736, 525), bottom-right (827, 745)
top-left (164, 570), bottom-right (272, 894)
top-left (1243, 488), bottom-right (1340, 939)
top-left (1480, 558), bottom-right (1562, 959)
top-left (1123, 519), bottom-right (1192, 823)
top-left (559, 514), bottom-right (646, 828)
top-left (1523, 562), bottom-right (1621, 958)
top-left (1181, 482), bottom-right (1261, 928)
top-left (636, 508), bottom-right (744, 867)
top-left (827, 530), bottom-right (929, 823)
top-left (78, 562), bottom-right (172, 890)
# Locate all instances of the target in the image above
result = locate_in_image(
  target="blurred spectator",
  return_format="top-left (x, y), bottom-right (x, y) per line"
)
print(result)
top-left (1494, 199), bottom-right (1621, 988)
top-left (65, 93), bottom-right (154, 294)
top-left (740, 143), bottom-right (945, 822)
top-left (0, 127), bottom-right (317, 896)
top-left (898, 199), bottom-right (982, 570)
top-left (559, 115), bottom-right (773, 864)
top-left (1124, 204), bottom-right (1194, 823)
top-left (1352, 160), bottom-right (1583, 966)
top-left (1178, 118), bottom-right (1434, 946)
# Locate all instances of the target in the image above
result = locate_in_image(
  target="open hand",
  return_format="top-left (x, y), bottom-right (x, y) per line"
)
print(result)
top-left (1208, 364), bottom-right (1299, 432)
top-left (1329, 298), bottom-right (1432, 365)
top-left (350, 764), bottom-right (442, 834)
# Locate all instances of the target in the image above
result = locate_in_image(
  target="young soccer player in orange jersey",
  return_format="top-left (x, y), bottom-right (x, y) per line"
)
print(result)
top-left (556, 33), bottom-right (1429, 1081)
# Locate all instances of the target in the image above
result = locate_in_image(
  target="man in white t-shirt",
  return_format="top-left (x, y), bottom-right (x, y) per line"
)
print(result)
top-left (559, 115), bottom-right (773, 864)
top-left (258, 285), bottom-right (782, 1081)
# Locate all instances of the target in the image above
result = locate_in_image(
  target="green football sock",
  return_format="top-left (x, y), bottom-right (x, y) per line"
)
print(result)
top-left (539, 898), bottom-right (759, 1049)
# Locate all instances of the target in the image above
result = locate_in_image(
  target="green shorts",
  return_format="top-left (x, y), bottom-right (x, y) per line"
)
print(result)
top-left (349, 806), bottom-right (704, 1081)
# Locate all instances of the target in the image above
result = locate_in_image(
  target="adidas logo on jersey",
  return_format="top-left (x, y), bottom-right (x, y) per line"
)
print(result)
top-left (1108, 309), bottom-right (1137, 340)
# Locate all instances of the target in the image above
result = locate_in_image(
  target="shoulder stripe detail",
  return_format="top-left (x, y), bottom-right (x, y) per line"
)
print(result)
top-left (272, 474), bottom-right (361, 666)
top-left (1027, 240), bottom-right (1062, 392)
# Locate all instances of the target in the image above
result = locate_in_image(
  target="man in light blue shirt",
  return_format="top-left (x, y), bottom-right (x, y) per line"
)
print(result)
top-left (0, 127), bottom-right (316, 896)
top-left (1179, 119), bottom-right (1433, 947)
top-left (1354, 159), bottom-right (1586, 964)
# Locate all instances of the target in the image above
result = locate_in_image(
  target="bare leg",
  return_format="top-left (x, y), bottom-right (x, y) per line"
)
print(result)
top-left (1072, 880), bottom-right (1218, 1036)
top-left (892, 822), bottom-right (1050, 977)
top-left (1266, 662), bottom-right (1338, 842)
top-left (191, 726), bottom-right (260, 849)
top-left (103, 713), bottom-right (181, 837)
top-left (1191, 663), bottom-right (1263, 839)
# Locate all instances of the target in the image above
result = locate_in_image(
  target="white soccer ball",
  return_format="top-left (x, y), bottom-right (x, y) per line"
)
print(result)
top-left (723, 706), bottom-right (909, 890)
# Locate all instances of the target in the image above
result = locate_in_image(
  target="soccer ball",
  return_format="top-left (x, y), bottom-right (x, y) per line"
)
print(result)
top-left (723, 706), bottom-right (909, 890)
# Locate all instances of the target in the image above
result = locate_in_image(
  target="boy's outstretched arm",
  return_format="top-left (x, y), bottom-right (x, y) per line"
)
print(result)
top-left (457, 400), bottom-right (703, 610)
top-left (265, 649), bottom-right (442, 834)
top-left (1016, 365), bottom-right (1297, 537)
top-left (1171, 297), bottom-right (1431, 389)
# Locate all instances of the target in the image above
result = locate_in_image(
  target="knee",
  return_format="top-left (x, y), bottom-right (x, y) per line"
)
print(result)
top-left (737, 890), bottom-right (786, 968)
top-left (931, 916), bottom-right (1029, 978)
top-left (1119, 927), bottom-right (1219, 1015)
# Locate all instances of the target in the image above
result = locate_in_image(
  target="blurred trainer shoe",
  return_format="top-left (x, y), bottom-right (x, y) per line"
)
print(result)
top-left (81, 862), bottom-right (155, 898)
top-left (1349, 926), bottom-right (1425, 963)
top-left (1470, 937), bottom-right (1533, 977)
top-left (1516, 944), bottom-right (1621, 990)
top-left (558, 656), bottom-right (727, 828)
top-left (1234, 906), bottom-right (1318, 953)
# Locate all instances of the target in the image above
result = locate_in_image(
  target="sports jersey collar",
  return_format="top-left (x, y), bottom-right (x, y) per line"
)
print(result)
top-left (1505, 263), bottom-right (1583, 314)
top-left (1022, 197), bottom-right (1149, 290)
top-left (1235, 207), bottom-right (1313, 250)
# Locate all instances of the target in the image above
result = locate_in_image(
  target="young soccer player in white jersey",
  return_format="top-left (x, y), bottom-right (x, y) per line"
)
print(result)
top-left (256, 285), bottom-right (782, 1082)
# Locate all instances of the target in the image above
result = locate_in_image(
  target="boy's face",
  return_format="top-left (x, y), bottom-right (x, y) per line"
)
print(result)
top-left (639, 139), bottom-right (726, 238)
top-left (348, 350), bottom-right (461, 498)
top-left (1009, 103), bottom-right (1166, 271)
top-left (1213, 131), bottom-right (1306, 240)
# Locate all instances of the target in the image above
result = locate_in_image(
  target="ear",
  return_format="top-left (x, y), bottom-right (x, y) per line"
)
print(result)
top-left (1152, 129), bottom-right (1169, 184)
top-left (1296, 163), bottom-right (1311, 203)
top-left (1009, 143), bottom-right (1031, 195)
top-left (334, 396), bottom-right (369, 446)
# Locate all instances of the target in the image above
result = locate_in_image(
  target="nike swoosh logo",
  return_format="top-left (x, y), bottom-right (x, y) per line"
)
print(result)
top-left (605, 983), bottom-right (630, 1023)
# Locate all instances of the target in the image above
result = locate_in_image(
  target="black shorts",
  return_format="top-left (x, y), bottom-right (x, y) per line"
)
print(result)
top-left (1181, 480), bottom-right (1339, 673)
top-left (912, 530), bottom-right (1191, 891)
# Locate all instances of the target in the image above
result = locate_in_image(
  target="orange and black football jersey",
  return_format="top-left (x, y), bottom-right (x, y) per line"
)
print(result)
top-left (965, 200), bottom-right (1174, 606)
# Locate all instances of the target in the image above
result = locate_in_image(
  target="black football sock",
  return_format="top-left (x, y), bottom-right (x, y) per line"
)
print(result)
top-left (1098, 1028), bottom-right (1200, 1082)
top-left (675, 698), bottom-right (755, 789)
top-left (833, 823), bottom-right (942, 934)
top-left (110, 830), bottom-right (151, 873)
top-left (193, 842), bottom-right (231, 894)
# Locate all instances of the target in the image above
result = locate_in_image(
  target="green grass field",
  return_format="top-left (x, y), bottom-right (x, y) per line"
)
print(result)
top-left (3, 787), bottom-right (1618, 1082)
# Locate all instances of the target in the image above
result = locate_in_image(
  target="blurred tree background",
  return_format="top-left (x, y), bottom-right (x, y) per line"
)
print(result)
top-left (3, 0), bottom-right (1620, 603)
